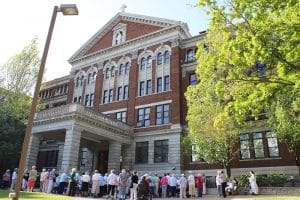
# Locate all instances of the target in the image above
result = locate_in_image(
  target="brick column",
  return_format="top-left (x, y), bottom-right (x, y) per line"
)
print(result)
top-left (107, 141), bottom-right (122, 172)
top-left (60, 127), bottom-right (81, 172)
top-left (127, 52), bottom-right (139, 126)
top-left (170, 46), bottom-right (181, 124)
top-left (25, 134), bottom-right (40, 169)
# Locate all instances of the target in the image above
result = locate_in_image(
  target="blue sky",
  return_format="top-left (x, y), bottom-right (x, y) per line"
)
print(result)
top-left (0, 0), bottom-right (209, 81)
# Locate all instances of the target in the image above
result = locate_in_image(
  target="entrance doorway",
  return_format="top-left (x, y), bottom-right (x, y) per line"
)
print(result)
top-left (97, 150), bottom-right (108, 174)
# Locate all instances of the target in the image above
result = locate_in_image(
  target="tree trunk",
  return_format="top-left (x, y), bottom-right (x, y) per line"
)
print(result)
top-left (225, 163), bottom-right (231, 178)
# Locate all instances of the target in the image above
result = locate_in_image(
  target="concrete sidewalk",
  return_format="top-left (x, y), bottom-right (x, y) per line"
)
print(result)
top-left (72, 195), bottom-right (272, 200)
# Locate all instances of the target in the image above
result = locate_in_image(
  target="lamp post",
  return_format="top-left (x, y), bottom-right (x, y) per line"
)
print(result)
top-left (12, 4), bottom-right (78, 200)
top-left (119, 155), bottom-right (123, 172)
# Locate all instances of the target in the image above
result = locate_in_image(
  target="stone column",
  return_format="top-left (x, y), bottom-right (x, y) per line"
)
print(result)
top-left (107, 141), bottom-right (122, 172)
top-left (60, 126), bottom-right (81, 172)
top-left (25, 134), bottom-right (40, 169)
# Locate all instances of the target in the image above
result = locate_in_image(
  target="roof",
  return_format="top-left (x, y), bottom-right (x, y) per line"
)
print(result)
top-left (68, 11), bottom-right (191, 63)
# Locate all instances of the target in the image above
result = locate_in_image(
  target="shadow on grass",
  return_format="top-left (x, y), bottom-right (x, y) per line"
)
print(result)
top-left (0, 190), bottom-right (72, 200)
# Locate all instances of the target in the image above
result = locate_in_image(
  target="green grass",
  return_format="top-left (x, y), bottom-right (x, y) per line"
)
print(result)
top-left (0, 189), bottom-right (72, 200)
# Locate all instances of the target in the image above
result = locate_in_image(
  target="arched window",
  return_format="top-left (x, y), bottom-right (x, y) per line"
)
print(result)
top-left (119, 64), bottom-right (125, 75)
top-left (187, 49), bottom-right (194, 61)
top-left (92, 71), bottom-right (97, 81)
top-left (105, 68), bottom-right (110, 79)
top-left (76, 77), bottom-right (80, 87)
top-left (115, 31), bottom-right (123, 45)
top-left (147, 55), bottom-right (152, 68)
top-left (125, 62), bottom-right (130, 75)
top-left (157, 52), bottom-right (163, 65)
top-left (80, 75), bottom-right (84, 86)
top-left (164, 51), bottom-right (170, 64)
top-left (140, 58), bottom-right (146, 70)
top-left (110, 66), bottom-right (115, 77)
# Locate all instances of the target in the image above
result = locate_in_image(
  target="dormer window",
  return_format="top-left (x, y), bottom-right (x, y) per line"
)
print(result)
top-left (112, 23), bottom-right (127, 46)
top-left (115, 31), bottom-right (123, 45)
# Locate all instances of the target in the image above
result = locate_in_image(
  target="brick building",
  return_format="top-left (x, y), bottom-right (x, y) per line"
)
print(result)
top-left (27, 11), bottom-right (299, 176)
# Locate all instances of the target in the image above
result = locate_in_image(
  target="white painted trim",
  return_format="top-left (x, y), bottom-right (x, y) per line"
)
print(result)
top-left (102, 108), bottom-right (128, 114)
top-left (70, 28), bottom-right (184, 70)
top-left (135, 100), bottom-right (172, 109)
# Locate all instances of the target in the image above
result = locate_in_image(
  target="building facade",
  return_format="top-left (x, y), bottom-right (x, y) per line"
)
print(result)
top-left (27, 11), bottom-right (299, 176)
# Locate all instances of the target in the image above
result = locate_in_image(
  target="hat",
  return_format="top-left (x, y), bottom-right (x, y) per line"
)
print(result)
top-left (181, 174), bottom-right (185, 176)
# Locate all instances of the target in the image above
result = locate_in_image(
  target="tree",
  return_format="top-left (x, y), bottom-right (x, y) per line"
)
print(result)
top-left (185, 76), bottom-right (240, 176)
top-left (0, 38), bottom-right (40, 173)
top-left (185, 0), bottom-right (300, 174)
top-left (1, 37), bottom-right (40, 95)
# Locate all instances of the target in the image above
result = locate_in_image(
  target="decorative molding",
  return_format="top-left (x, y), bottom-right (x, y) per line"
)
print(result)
top-left (70, 25), bottom-right (186, 69)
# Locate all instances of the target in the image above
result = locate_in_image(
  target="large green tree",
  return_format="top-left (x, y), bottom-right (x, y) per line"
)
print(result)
top-left (0, 38), bottom-right (40, 173)
top-left (186, 0), bottom-right (300, 174)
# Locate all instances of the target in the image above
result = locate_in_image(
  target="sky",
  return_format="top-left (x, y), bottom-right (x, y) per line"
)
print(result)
top-left (0, 0), bottom-right (209, 81)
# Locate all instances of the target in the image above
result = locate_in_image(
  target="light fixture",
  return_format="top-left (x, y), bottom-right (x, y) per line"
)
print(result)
top-left (59, 4), bottom-right (79, 15)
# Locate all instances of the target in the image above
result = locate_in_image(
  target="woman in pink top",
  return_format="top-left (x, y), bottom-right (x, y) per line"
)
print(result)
top-left (160, 173), bottom-right (168, 198)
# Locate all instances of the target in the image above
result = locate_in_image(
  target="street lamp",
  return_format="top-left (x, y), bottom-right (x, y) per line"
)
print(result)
top-left (12, 4), bottom-right (78, 200)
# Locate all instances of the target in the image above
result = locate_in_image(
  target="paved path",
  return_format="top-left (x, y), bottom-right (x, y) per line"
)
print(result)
top-left (72, 195), bottom-right (270, 200)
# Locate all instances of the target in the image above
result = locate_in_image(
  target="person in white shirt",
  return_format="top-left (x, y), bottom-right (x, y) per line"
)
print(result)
top-left (107, 169), bottom-right (118, 198)
top-left (179, 174), bottom-right (187, 199)
top-left (92, 170), bottom-right (100, 197)
top-left (10, 168), bottom-right (18, 191)
top-left (169, 174), bottom-right (177, 197)
top-left (187, 171), bottom-right (195, 197)
top-left (81, 171), bottom-right (90, 197)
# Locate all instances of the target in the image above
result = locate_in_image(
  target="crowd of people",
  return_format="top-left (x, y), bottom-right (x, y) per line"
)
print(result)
top-left (1, 166), bottom-right (258, 199)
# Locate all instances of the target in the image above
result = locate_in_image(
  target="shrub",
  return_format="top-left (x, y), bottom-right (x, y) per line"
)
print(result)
top-left (237, 172), bottom-right (289, 187)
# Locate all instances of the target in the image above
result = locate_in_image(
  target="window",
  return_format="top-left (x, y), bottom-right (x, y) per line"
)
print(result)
top-left (266, 132), bottom-right (279, 157)
top-left (191, 144), bottom-right (205, 162)
top-left (115, 31), bottom-right (123, 45)
top-left (157, 53), bottom-right (162, 65)
top-left (125, 62), bottom-right (130, 75)
top-left (109, 89), bottom-right (113, 102)
top-left (103, 90), bottom-right (108, 104)
top-left (110, 66), bottom-right (115, 77)
top-left (189, 73), bottom-right (197, 86)
top-left (137, 107), bottom-right (150, 127)
top-left (105, 68), bottom-right (110, 79)
top-left (116, 111), bottom-right (127, 123)
top-left (147, 56), bottom-right (152, 68)
top-left (84, 94), bottom-right (89, 106)
top-left (156, 104), bottom-right (169, 125)
top-left (135, 142), bottom-right (148, 164)
top-left (139, 81), bottom-right (145, 96)
top-left (123, 85), bottom-right (129, 99)
top-left (76, 77), bottom-right (80, 87)
top-left (240, 134), bottom-right (250, 159)
top-left (154, 139), bottom-right (168, 163)
top-left (78, 96), bottom-right (81, 103)
top-left (239, 131), bottom-right (280, 160)
top-left (253, 132), bottom-right (264, 158)
top-left (146, 80), bottom-right (152, 95)
top-left (140, 58), bottom-right (146, 70)
top-left (164, 51), bottom-right (170, 64)
top-left (164, 75), bottom-right (170, 91)
top-left (117, 86), bottom-right (123, 101)
top-left (157, 77), bottom-right (162, 93)
top-left (187, 49), bottom-right (194, 61)
top-left (87, 73), bottom-right (91, 84)
top-left (89, 93), bottom-right (94, 107)
top-left (119, 64), bottom-right (125, 75)
top-left (92, 72), bottom-right (97, 82)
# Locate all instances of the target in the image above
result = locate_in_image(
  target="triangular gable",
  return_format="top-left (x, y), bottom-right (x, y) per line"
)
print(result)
top-left (69, 12), bottom-right (191, 63)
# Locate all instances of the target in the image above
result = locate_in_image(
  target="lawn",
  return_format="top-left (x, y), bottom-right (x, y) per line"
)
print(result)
top-left (0, 189), bottom-right (72, 200)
